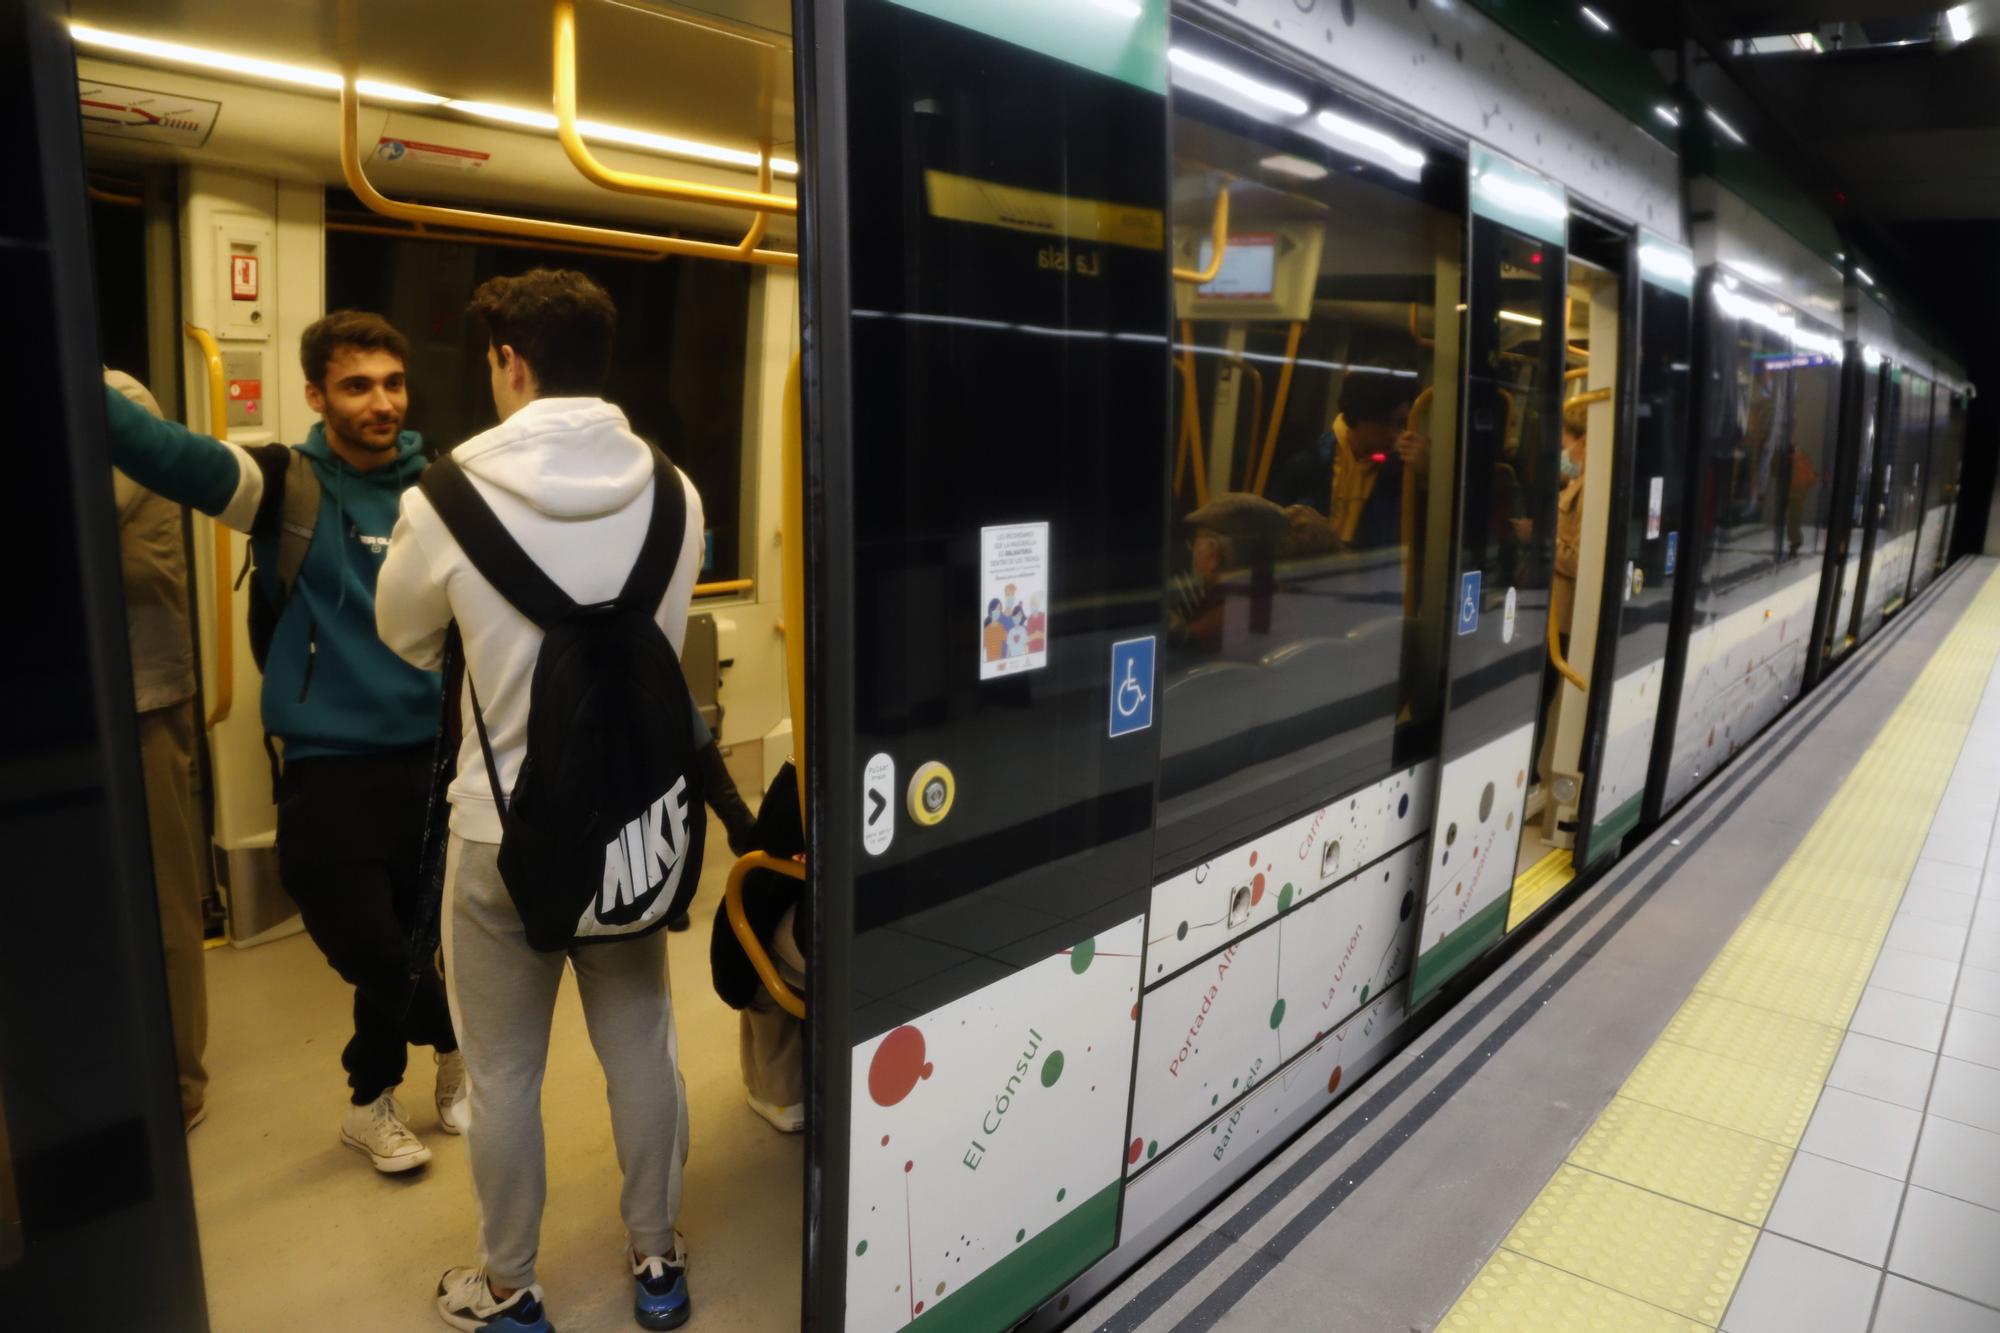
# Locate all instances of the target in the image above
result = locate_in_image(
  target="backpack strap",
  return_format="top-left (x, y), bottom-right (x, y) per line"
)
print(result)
top-left (419, 454), bottom-right (578, 631)
top-left (617, 450), bottom-right (688, 613)
top-left (273, 451), bottom-right (320, 603)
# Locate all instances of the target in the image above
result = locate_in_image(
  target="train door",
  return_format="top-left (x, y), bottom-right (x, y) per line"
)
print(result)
top-left (1503, 217), bottom-right (1622, 908)
top-left (1407, 148), bottom-right (1565, 1008)
top-left (1571, 233), bottom-right (1692, 866)
top-left (1812, 345), bottom-right (1884, 675)
top-left (1, 0), bottom-right (208, 1324)
top-left (1881, 370), bottom-right (1933, 617)
top-left (799, 2), bottom-right (1174, 1326)
top-left (1913, 382), bottom-right (1957, 592)
top-left (1849, 357), bottom-right (1897, 644)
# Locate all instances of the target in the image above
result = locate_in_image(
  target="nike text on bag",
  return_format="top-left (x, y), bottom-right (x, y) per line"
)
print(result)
top-left (419, 450), bottom-right (705, 952)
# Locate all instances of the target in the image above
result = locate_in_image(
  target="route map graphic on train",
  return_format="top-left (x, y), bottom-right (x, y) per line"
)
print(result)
top-left (76, 81), bottom-right (218, 147)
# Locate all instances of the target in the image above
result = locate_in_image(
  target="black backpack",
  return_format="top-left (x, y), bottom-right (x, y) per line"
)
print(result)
top-left (419, 449), bottom-right (705, 952)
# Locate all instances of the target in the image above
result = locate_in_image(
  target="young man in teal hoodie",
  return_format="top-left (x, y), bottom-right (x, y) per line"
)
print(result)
top-left (101, 310), bottom-right (463, 1175)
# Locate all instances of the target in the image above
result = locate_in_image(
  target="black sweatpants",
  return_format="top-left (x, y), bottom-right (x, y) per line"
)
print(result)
top-left (277, 747), bottom-right (458, 1104)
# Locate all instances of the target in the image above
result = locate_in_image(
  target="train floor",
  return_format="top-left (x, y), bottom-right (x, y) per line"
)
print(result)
top-left (187, 808), bottom-right (801, 1333)
top-left (1083, 556), bottom-right (2000, 1333)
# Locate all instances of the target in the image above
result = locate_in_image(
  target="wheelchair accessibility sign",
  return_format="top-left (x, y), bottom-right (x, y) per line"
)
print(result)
top-left (1109, 637), bottom-right (1155, 738)
top-left (1457, 570), bottom-right (1481, 636)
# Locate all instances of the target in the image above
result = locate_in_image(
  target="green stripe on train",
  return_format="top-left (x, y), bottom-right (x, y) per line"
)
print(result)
top-left (907, 1180), bottom-right (1119, 1332)
top-left (1408, 895), bottom-right (1512, 1009)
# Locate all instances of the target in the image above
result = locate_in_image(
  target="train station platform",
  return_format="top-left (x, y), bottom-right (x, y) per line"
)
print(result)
top-left (1082, 557), bottom-right (2000, 1333)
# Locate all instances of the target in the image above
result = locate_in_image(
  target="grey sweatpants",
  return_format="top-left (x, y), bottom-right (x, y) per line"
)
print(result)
top-left (442, 835), bottom-right (687, 1288)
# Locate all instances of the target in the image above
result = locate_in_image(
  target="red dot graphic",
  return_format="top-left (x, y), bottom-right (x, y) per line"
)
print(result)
top-left (915, 1302), bottom-right (926, 1315)
top-left (1128, 1137), bottom-right (1144, 1165)
top-left (868, 1026), bottom-right (931, 1107)
top-left (1251, 873), bottom-right (1267, 905)
top-left (881, 1135), bottom-right (890, 1147)
top-left (1327, 1065), bottom-right (1344, 1095)
top-left (904, 1160), bottom-right (914, 1174)
top-left (1249, 851), bottom-right (1258, 866)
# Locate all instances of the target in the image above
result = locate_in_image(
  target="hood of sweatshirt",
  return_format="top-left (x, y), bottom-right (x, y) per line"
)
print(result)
top-left (449, 397), bottom-right (653, 520)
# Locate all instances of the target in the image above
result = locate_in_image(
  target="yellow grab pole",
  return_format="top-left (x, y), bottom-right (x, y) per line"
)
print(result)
top-left (183, 323), bottom-right (234, 730)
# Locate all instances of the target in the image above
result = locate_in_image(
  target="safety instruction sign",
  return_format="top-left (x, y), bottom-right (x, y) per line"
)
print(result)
top-left (862, 753), bottom-right (895, 856)
top-left (1108, 637), bottom-right (1155, 737)
top-left (980, 522), bottom-right (1049, 679)
top-left (377, 138), bottom-right (491, 172)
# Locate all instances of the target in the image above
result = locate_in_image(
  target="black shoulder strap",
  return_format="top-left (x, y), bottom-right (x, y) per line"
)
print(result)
top-left (419, 455), bottom-right (577, 631)
top-left (617, 450), bottom-right (688, 613)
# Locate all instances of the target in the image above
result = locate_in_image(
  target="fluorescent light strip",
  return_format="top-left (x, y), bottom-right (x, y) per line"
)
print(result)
top-left (1731, 259), bottom-right (1781, 287)
top-left (1947, 4), bottom-right (1974, 43)
top-left (1475, 171), bottom-right (1568, 221)
top-left (1706, 107), bottom-right (1746, 144)
top-left (1259, 153), bottom-right (1328, 181)
top-left (1654, 104), bottom-right (1681, 127)
top-left (1314, 109), bottom-right (1427, 173)
top-left (1856, 266), bottom-right (1876, 286)
top-left (1167, 46), bottom-right (1309, 116)
top-left (70, 22), bottom-right (340, 89)
top-left (1498, 310), bottom-right (1544, 327)
top-left (68, 21), bottom-right (797, 177)
top-left (1638, 243), bottom-right (1696, 284)
top-left (1580, 6), bottom-right (1612, 33)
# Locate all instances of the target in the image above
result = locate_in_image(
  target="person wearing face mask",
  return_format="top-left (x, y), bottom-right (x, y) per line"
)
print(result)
top-left (100, 312), bottom-right (463, 1175)
top-left (1536, 400), bottom-right (1590, 785)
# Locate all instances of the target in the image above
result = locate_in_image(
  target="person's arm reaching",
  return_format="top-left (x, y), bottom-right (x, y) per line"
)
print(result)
top-left (376, 493), bottom-right (455, 673)
top-left (101, 382), bottom-right (267, 533)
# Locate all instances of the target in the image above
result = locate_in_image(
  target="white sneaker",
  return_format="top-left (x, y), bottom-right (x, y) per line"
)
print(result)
top-left (435, 1051), bottom-right (469, 1135)
top-left (746, 1090), bottom-right (805, 1134)
top-left (340, 1092), bottom-right (432, 1173)
top-left (435, 1266), bottom-right (553, 1332)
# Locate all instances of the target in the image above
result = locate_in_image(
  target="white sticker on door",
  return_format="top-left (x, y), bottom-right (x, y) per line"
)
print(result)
top-left (980, 522), bottom-right (1050, 679)
top-left (1502, 585), bottom-right (1518, 643)
top-left (1647, 476), bottom-right (1663, 539)
top-left (862, 753), bottom-right (895, 856)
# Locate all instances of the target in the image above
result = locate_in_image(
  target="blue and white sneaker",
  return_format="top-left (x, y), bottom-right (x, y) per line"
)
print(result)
top-left (436, 1266), bottom-right (555, 1332)
top-left (631, 1237), bottom-right (691, 1330)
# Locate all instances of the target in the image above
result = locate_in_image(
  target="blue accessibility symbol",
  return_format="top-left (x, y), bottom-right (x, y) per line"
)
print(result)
top-left (1108, 636), bottom-right (1155, 737)
top-left (1456, 570), bottom-right (1481, 636)
top-left (1664, 531), bottom-right (1678, 576)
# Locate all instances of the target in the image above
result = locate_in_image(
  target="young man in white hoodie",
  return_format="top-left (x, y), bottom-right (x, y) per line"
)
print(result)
top-left (376, 268), bottom-right (701, 1333)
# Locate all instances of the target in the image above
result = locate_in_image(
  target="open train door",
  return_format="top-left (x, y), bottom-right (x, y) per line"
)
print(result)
top-left (1570, 233), bottom-right (1694, 867)
top-left (794, 2), bottom-right (1174, 1328)
top-left (1406, 148), bottom-right (1567, 1009)
top-left (0, 2), bottom-right (208, 1326)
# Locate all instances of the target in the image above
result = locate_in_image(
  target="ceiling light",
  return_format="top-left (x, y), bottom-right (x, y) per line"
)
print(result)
top-left (1580, 6), bottom-right (1612, 33)
top-left (1167, 46), bottom-right (1310, 116)
top-left (1863, 343), bottom-right (1884, 369)
top-left (1259, 153), bottom-right (1328, 181)
top-left (355, 79), bottom-right (448, 106)
top-left (1705, 107), bottom-right (1746, 144)
top-left (1498, 310), bottom-right (1544, 327)
top-left (1654, 104), bottom-right (1681, 127)
top-left (70, 22), bottom-right (341, 90)
top-left (70, 20), bottom-right (797, 179)
top-left (1639, 243), bottom-right (1696, 284)
top-left (1856, 266), bottom-right (1875, 286)
top-left (1946, 5), bottom-right (1974, 43)
top-left (1475, 171), bottom-right (1568, 221)
top-left (1314, 109), bottom-right (1427, 174)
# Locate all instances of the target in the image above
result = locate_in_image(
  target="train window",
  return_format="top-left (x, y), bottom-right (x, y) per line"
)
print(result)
top-left (1156, 41), bottom-right (1464, 869)
top-left (324, 196), bottom-right (755, 586)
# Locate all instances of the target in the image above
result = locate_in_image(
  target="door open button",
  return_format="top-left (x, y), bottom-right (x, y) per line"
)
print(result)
top-left (907, 761), bottom-right (956, 827)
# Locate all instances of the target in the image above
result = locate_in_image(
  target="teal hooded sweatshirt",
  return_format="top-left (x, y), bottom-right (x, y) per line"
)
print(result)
top-left (103, 385), bottom-right (442, 759)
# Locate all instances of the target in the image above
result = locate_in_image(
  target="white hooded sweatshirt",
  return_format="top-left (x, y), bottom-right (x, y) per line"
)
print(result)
top-left (377, 396), bottom-right (703, 843)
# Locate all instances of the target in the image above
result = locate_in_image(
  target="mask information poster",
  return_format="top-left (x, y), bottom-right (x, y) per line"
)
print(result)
top-left (980, 522), bottom-right (1050, 679)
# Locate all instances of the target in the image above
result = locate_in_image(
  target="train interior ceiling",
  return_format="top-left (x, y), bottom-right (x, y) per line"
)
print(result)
top-left (72, 1), bottom-right (806, 1330)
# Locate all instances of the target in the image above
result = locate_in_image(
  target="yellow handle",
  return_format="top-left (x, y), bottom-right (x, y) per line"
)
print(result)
top-left (1549, 603), bottom-right (1587, 692)
top-left (693, 578), bottom-right (754, 597)
top-left (725, 852), bottom-right (807, 1019)
top-left (339, 73), bottom-right (797, 268)
top-left (183, 323), bottom-right (234, 731)
top-left (1171, 186), bottom-right (1230, 285)
top-left (552, 0), bottom-right (797, 217)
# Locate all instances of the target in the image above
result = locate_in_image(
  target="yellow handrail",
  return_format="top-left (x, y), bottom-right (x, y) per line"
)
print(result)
top-left (694, 577), bottom-right (754, 597)
top-left (553, 0), bottom-right (797, 218)
top-left (1549, 600), bottom-right (1587, 691)
top-left (1172, 187), bottom-right (1230, 285)
top-left (1249, 321), bottom-right (1304, 496)
top-left (338, 74), bottom-right (798, 268)
top-left (183, 323), bottom-right (234, 731)
top-left (724, 852), bottom-right (807, 1019)
top-left (1409, 303), bottom-right (1434, 350)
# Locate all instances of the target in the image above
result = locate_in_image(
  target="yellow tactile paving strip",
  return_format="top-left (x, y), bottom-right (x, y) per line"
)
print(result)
top-left (1439, 567), bottom-right (2000, 1331)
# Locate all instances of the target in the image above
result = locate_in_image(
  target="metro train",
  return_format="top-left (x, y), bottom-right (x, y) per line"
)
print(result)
top-left (1, 0), bottom-right (1976, 1330)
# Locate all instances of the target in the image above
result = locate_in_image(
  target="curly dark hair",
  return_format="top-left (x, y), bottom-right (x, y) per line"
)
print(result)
top-left (299, 310), bottom-right (409, 386)
top-left (1336, 364), bottom-right (1418, 427)
top-left (467, 267), bottom-right (619, 396)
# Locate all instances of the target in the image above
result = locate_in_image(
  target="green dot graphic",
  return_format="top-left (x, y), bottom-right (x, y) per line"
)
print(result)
top-left (1016, 1229), bottom-right (1026, 1243)
top-left (1270, 998), bottom-right (1286, 1029)
top-left (1278, 883), bottom-right (1295, 911)
top-left (1147, 1140), bottom-right (1158, 1159)
top-left (855, 1240), bottom-right (868, 1256)
top-left (1070, 938), bottom-right (1096, 974)
top-left (1057, 1187), bottom-right (1067, 1202)
top-left (1040, 1050), bottom-right (1065, 1087)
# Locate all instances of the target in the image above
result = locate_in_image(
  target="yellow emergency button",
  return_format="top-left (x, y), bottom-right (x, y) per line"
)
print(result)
top-left (907, 761), bottom-right (955, 826)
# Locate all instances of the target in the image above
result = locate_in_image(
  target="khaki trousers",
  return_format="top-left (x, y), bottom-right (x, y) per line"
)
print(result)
top-left (138, 699), bottom-right (209, 1119)
top-left (739, 906), bottom-right (807, 1110)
